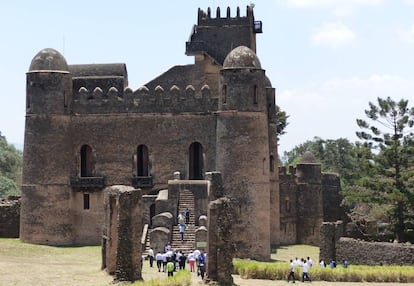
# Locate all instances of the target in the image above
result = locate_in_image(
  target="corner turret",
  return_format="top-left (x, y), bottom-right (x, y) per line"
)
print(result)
top-left (219, 46), bottom-right (267, 112)
top-left (26, 48), bottom-right (72, 114)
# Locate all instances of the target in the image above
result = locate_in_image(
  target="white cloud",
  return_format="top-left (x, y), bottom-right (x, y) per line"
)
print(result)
top-left (285, 0), bottom-right (384, 18)
top-left (276, 75), bottom-right (414, 154)
top-left (397, 24), bottom-right (414, 44)
top-left (311, 22), bottom-right (356, 48)
top-left (286, 0), bottom-right (384, 8)
top-left (403, 0), bottom-right (414, 5)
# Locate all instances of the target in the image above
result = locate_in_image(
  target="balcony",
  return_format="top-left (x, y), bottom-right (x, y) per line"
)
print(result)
top-left (254, 21), bottom-right (263, 33)
top-left (131, 176), bottom-right (153, 188)
top-left (70, 176), bottom-right (106, 189)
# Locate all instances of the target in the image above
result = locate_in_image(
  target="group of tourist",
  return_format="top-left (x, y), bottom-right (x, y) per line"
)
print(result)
top-left (287, 256), bottom-right (313, 283)
top-left (319, 258), bottom-right (349, 269)
top-left (288, 256), bottom-right (350, 283)
top-left (146, 244), bottom-right (206, 279)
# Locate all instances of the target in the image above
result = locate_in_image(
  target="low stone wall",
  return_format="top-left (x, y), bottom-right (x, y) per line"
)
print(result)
top-left (336, 237), bottom-right (414, 265)
top-left (0, 196), bottom-right (20, 238)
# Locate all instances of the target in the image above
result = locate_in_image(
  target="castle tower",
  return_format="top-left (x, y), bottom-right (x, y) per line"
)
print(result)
top-left (295, 151), bottom-right (324, 245)
top-left (215, 46), bottom-right (271, 260)
top-left (20, 48), bottom-right (74, 244)
top-left (186, 6), bottom-right (262, 65)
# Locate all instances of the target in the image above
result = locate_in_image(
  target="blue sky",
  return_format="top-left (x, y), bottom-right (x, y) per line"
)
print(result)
top-left (1, 0), bottom-right (414, 155)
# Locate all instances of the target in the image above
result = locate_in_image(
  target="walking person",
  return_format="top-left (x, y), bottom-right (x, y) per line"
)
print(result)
top-left (287, 259), bottom-right (296, 283)
top-left (148, 247), bottom-right (154, 268)
top-left (198, 251), bottom-right (206, 279)
top-left (185, 208), bottom-right (190, 224)
top-left (302, 259), bottom-right (312, 282)
top-left (167, 258), bottom-right (174, 277)
top-left (155, 251), bottom-right (163, 272)
top-left (179, 223), bottom-right (186, 241)
top-left (188, 250), bottom-right (196, 272)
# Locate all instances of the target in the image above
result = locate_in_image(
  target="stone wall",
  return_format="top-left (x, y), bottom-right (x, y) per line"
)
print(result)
top-left (320, 221), bottom-right (414, 265)
top-left (336, 237), bottom-right (414, 265)
top-left (279, 155), bottom-right (343, 246)
top-left (0, 196), bottom-right (20, 238)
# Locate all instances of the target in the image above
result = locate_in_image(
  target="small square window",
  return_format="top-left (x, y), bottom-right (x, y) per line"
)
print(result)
top-left (83, 193), bottom-right (90, 210)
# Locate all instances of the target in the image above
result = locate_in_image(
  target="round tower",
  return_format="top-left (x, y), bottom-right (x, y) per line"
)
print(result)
top-left (215, 46), bottom-right (271, 260)
top-left (21, 48), bottom-right (74, 244)
top-left (26, 48), bottom-right (72, 114)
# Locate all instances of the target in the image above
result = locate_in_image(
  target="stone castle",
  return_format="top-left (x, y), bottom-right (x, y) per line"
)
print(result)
top-left (20, 6), bottom-right (342, 261)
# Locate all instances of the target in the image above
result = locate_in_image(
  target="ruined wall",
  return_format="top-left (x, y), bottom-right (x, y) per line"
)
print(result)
top-left (0, 197), bottom-right (20, 238)
top-left (102, 186), bottom-right (142, 282)
top-left (336, 237), bottom-right (414, 265)
top-left (322, 173), bottom-right (344, 222)
top-left (296, 163), bottom-right (323, 245)
top-left (279, 161), bottom-right (342, 246)
top-left (278, 167), bottom-right (298, 244)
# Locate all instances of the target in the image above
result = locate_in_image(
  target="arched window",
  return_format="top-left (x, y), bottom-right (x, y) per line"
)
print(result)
top-left (189, 142), bottom-right (203, 180)
top-left (80, 145), bottom-right (93, 177)
top-left (137, 145), bottom-right (149, 176)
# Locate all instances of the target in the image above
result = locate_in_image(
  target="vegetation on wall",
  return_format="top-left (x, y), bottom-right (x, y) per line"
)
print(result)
top-left (0, 132), bottom-right (22, 197)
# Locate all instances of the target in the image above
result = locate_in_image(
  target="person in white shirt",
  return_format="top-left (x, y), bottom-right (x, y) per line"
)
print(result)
top-left (287, 259), bottom-right (296, 283)
top-left (302, 259), bottom-right (312, 282)
top-left (148, 247), bottom-right (154, 268)
top-left (187, 251), bottom-right (196, 272)
top-left (155, 251), bottom-right (163, 272)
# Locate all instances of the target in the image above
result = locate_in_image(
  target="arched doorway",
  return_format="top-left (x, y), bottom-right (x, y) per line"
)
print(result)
top-left (189, 142), bottom-right (203, 180)
top-left (137, 145), bottom-right (149, 176)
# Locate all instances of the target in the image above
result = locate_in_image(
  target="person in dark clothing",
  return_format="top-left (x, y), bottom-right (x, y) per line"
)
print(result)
top-left (185, 208), bottom-right (190, 224)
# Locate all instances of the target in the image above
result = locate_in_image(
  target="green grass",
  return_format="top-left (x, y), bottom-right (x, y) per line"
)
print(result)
top-left (130, 270), bottom-right (192, 286)
top-left (234, 244), bottom-right (414, 283)
top-left (2, 239), bottom-right (414, 285)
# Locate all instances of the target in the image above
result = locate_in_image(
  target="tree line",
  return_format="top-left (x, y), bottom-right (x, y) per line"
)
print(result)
top-left (0, 132), bottom-right (22, 197)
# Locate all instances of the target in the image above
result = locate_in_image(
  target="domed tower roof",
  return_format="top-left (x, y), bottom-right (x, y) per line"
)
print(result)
top-left (300, 151), bottom-right (317, 164)
top-left (223, 46), bottom-right (261, 69)
top-left (29, 48), bottom-right (69, 72)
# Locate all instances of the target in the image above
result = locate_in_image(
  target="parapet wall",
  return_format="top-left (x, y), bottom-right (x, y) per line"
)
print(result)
top-left (0, 196), bottom-right (20, 238)
top-left (336, 237), bottom-right (414, 265)
top-left (71, 84), bottom-right (218, 114)
top-left (320, 221), bottom-right (414, 265)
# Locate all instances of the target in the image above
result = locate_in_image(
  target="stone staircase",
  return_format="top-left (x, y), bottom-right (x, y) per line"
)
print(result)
top-left (170, 189), bottom-right (196, 254)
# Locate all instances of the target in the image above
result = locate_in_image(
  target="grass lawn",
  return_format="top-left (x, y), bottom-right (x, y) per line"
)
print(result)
top-left (1, 238), bottom-right (413, 286)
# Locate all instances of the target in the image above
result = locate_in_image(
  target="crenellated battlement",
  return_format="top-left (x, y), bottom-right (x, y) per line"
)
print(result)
top-left (71, 83), bottom-right (218, 114)
top-left (197, 6), bottom-right (254, 26)
top-left (186, 5), bottom-right (261, 65)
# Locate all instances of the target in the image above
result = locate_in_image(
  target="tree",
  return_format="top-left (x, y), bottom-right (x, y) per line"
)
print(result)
top-left (275, 105), bottom-right (289, 140)
top-left (281, 137), bottom-right (358, 183)
top-left (0, 132), bottom-right (22, 197)
top-left (356, 97), bottom-right (414, 242)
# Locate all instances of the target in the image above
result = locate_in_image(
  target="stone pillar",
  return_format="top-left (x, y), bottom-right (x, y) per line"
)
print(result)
top-left (207, 197), bottom-right (235, 285)
top-left (319, 221), bottom-right (343, 263)
top-left (102, 185), bottom-right (142, 282)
